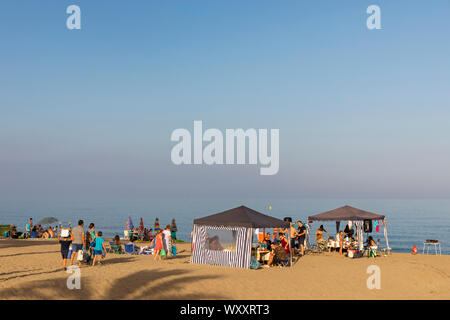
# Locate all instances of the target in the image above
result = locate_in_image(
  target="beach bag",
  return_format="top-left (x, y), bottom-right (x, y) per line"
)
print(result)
top-left (250, 256), bottom-right (261, 269)
top-left (77, 250), bottom-right (84, 261)
top-left (171, 245), bottom-right (177, 256)
top-left (160, 249), bottom-right (166, 257)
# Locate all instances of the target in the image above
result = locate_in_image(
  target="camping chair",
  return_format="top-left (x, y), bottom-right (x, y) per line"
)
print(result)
top-left (107, 241), bottom-right (124, 254)
top-left (277, 258), bottom-right (290, 267)
top-left (124, 243), bottom-right (139, 255)
top-left (305, 243), bottom-right (325, 255)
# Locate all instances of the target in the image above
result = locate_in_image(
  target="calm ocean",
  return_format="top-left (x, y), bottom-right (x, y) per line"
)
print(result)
top-left (1, 198), bottom-right (448, 255)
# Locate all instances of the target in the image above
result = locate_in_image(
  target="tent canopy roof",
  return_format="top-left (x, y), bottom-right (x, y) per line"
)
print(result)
top-left (194, 205), bottom-right (290, 228)
top-left (308, 205), bottom-right (385, 222)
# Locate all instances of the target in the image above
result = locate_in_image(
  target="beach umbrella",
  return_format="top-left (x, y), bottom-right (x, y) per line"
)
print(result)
top-left (126, 216), bottom-right (135, 230)
top-left (139, 217), bottom-right (144, 232)
top-left (38, 217), bottom-right (58, 225)
top-left (154, 217), bottom-right (160, 231)
top-left (170, 218), bottom-right (177, 232)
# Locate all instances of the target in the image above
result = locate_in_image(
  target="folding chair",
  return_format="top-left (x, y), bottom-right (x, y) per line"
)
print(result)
top-left (124, 243), bottom-right (139, 255)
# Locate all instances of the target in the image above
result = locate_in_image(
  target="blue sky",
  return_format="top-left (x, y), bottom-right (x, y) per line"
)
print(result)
top-left (1, 0), bottom-right (449, 201)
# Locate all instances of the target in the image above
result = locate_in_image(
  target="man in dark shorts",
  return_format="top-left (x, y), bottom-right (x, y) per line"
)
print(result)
top-left (58, 231), bottom-right (72, 270)
top-left (70, 220), bottom-right (85, 266)
top-left (296, 221), bottom-right (307, 256)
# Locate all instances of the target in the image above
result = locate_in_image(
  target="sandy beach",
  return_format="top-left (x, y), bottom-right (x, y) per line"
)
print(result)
top-left (0, 239), bottom-right (449, 300)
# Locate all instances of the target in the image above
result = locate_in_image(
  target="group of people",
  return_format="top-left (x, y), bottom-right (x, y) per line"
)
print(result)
top-left (151, 225), bottom-right (174, 261)
top-left (315, 223), bottom-right (378, 256)
top-left (255, 220), bottom-right (380, 266)
top-left (57, 220), bottom-right (106, 270)
top-left (254, 221), bottom-right (308, 268)
top-left (5, 218), bottom-right (56, 239)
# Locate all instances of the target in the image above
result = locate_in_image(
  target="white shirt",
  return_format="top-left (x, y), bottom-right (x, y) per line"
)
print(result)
top-left (162, 230), bottom-right (171, 241)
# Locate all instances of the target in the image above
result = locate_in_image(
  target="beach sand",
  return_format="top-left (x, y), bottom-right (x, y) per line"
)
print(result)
top-left (0, 239), bottom-right (449, 300)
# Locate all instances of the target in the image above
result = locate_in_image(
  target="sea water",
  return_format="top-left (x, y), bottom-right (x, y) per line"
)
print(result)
top-left (1, 198), bottom-right (449, 255)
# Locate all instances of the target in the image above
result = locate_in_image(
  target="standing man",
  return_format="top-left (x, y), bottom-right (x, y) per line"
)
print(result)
top-left (70, 220), bottom-right (85, 266)
top-left (25, 218), bottom-right (33, 239)
top-left (289, 222), bottom-right (297, 253)
top-left (296, 221), bottom-right (307, 256)
top-left (162, 225), bottom-right (172, 256)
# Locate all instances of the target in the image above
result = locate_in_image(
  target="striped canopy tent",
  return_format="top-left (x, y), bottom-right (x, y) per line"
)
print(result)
top-left (307, 205), bottom-right (390, 251)
top-left (190, 205), bottom-right (290, 269)
top-left (126, 216), bottom-right (135, 230)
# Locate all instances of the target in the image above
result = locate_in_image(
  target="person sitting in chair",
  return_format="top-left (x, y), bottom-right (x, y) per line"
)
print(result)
top-left (367, 236), bottom-right (377, 248)
top-left (267, 240), bottom-right (289, 267)
top-left (208, 236), bottom-right (224, 251)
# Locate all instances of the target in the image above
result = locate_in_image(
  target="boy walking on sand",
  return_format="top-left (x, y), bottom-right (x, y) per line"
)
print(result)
top-left (92, 231), bottom-right (106, 266)
top-left (58, 230), bottom-right (72, 270)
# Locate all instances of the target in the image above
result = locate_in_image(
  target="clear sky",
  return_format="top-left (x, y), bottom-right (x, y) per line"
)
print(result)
top-left (1, 0), bottom-right (449, 201)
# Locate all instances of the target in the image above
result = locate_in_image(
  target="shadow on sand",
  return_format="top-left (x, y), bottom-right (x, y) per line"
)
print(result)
top-left (0, 268), bottom-right (226, 300)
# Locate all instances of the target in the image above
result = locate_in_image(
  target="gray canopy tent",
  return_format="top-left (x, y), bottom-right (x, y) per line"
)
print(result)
top-left (191, 205), bottom-right (290, 268)
top-left (307, 205), bottom-right (390, 251)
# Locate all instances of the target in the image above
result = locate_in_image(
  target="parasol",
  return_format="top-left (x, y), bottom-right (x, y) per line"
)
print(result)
top-left (126, 216), bottom-right (135, 230)
top-left (139, 217), bottom-right (144, 232)
top-left (154, 217), bottom-right (160, 231)
top-left (38, 217), bottom-right (58, 225)
top-left (170, 218), bottom-right (177, 232)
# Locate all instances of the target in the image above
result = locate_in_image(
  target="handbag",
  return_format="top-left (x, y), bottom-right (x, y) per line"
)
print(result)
top-left (77, 249), bottom-right (84, 261)
top-left (160, 249), bottom-right (166, 257)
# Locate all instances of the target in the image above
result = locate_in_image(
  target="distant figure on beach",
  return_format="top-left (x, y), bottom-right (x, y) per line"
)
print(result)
top-left (289, 222), bottom-right (297, 251)
top-left (279, 233), bottom-right (290, 254)
top-left (267, 239), bottom-right (288, 267)
top-left (162, 225), bottom-right (172, 256)
top-left (154, 230), bottom-right (163, 261)
top-left (208, 236), bottom-right (224, 251)
top-left (92, 231), bottom-right (106, 266)
top-left (338, 231), bottom-right (344, 255)
top-left (88, 223), bottom-right (96, 240)
top-left (315, 225), bottom-right (329, 251)
top-left (148, 228), bottom-right (153, 241)
top-left (344, 224), bottom-right (354, 238)
top-left (367, 236), bottom-right (377, 248)
top-left (58, 230), bottom-right (72, 271)
top-left (296, 221), bottom-right (307, 256)
top-left (25, 218), bottom-right (32, 238)
top-left (262, 238), bottom-right (272, 251)
top-left (71, 220), bottom-right (85, 267)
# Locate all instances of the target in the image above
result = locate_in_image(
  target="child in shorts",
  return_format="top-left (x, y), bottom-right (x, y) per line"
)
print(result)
top-left (58, 230), bottom-right (72, 270)
top-left (92, 231), bottom-right (106, 266)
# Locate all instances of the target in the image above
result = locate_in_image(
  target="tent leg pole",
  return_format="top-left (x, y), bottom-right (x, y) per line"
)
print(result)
top-left (289, 233), bottom-right (292, 267)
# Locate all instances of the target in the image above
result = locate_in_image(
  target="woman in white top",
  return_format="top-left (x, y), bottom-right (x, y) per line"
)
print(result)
top-left (162, 225), bottom-right (172, 256)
